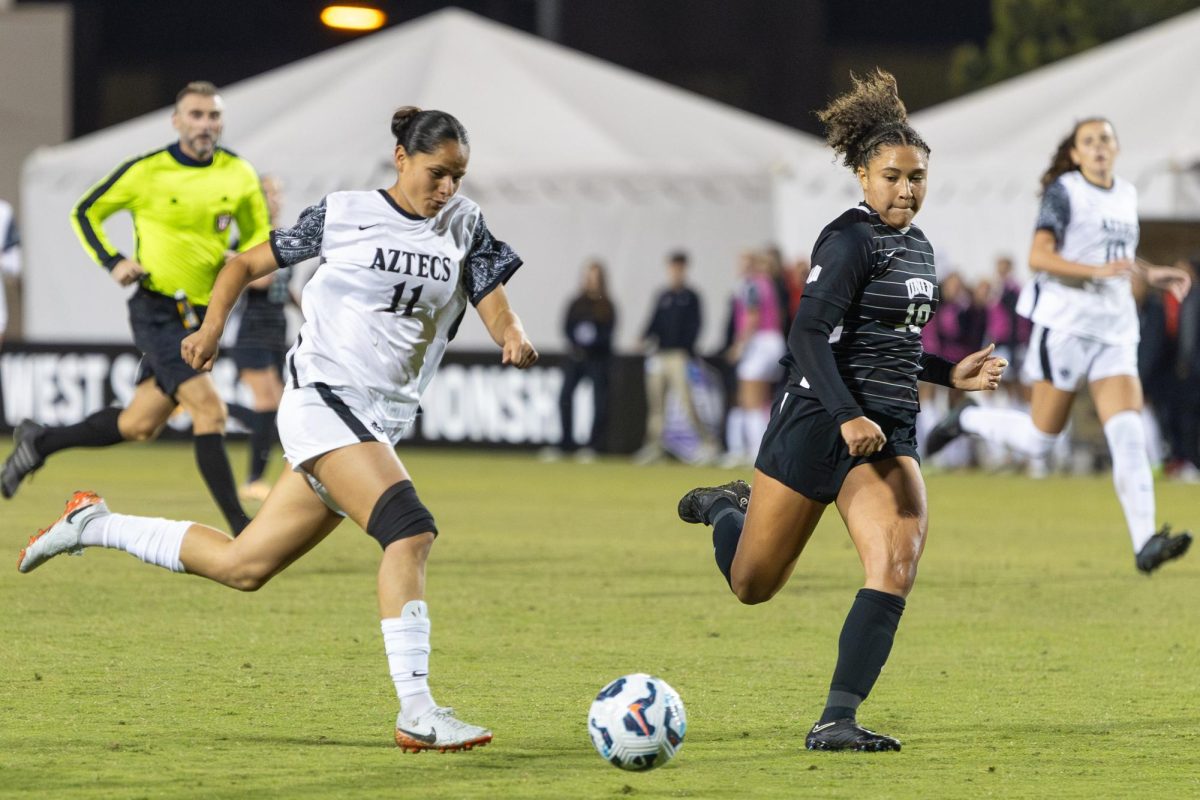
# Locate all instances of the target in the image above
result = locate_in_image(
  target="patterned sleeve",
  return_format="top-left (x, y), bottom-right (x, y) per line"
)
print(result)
top-left (1035, 180), bottom-right (1071, 244)
top-left (463, 214), bottom-right (523, 306)
top-left (269, 199), bottom-right (326, 267)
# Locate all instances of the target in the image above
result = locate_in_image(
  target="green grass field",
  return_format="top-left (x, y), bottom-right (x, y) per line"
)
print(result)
top-left (1, 443), bottom-right (1197, 799)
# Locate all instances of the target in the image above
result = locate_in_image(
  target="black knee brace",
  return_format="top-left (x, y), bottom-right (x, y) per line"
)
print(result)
top-left (366, 480), bottom-right (437, 549)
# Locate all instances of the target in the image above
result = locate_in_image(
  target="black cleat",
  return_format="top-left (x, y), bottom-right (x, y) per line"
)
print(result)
top-left (1, 420), bottom-right (46, 499)
top-left (924, 398), bottom-right (975, 457)
top-left (677, 480), bottom-right (750, 525)
top-left (805, 718), bottom-right (901, 752)
top-left (1136, 525), bottom-right (1192, 574)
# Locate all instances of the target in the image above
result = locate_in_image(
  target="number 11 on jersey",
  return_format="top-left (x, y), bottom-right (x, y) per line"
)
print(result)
top-left (381, 281), bottom-right (423, 316)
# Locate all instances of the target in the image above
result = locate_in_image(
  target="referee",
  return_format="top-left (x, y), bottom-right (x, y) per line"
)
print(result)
top-left (0, 81), bottom-right (268, 534)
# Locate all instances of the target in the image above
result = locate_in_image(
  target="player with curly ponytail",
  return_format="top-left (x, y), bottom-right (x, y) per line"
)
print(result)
top-left (679, 69), bottom-right (1007, 752)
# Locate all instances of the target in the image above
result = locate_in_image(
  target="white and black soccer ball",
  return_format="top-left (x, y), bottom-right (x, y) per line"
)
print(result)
top-left (587, 673), bottom-right (686, 771)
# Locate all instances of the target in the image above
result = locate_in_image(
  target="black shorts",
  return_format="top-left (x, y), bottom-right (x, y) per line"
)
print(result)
top-left (754, 393), bottom-right (920, 504)
top-left (228, 347), bottom-right (286, 374)
top-left (128, 288), bottom-right (208, 398)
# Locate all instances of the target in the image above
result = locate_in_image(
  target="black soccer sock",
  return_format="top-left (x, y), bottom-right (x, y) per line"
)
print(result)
top-left (709, 498), bottom-right (745, 589)
top-left (819, 588), bottom-right (906, 724)
top-left (37, 407), bottom-right (124, 456)
top-left (225, 402), bottom-right (256, 429)
top-left (247, 410), bottom-right (277, 483)
top-left (194, 433), bottom-right (251, 534)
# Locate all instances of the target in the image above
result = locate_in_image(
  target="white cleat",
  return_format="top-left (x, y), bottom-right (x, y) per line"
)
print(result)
top-left (17, 491), bottom-right (109, 573)
top-left (394, 706), bottom-right (493, 753)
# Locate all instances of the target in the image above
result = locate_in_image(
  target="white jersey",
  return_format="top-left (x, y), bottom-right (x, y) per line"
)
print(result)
top-left (1016, 171), bottom-right (1140, 345)
top-left (271, 189), bottom-right (522, 428)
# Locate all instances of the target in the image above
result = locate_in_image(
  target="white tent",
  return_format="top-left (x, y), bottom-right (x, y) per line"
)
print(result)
top-left (21, 8), bottom-right (823, 351)
top-left (772, 8), bottom-right (1200, 277)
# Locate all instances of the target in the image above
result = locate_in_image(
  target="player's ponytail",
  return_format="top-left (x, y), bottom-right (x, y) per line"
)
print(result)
top-left (391, 107), bottom-right (470, 154)
top-left (817, 68), bottom-right (929, 172)
top-left (1039, 116), bottom-right (1113, 196)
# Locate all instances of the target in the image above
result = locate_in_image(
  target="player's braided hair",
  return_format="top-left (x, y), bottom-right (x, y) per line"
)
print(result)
top-left (1039, 117), bottom-right (1114, 196)
top-left (391, 106), bottom-right (470, 154)
top-left (816, 68), bottom-right (929, 172)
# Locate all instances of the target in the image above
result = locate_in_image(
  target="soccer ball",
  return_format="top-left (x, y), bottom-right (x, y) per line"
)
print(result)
top-left (587, 673), bottom-right (686, 771)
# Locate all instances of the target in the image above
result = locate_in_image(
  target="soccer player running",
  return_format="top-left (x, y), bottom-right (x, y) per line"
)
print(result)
top-left (18, 107), bottom-right (536, 753)
top-left (925, 118), bottom-right (1193, 574)
top-left (0, 81), bottom-right (266, 534)
top-left (677, 70), bottom-right (1007, 752)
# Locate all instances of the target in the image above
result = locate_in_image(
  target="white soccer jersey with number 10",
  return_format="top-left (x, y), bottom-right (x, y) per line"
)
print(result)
top-left (270, 189), bottom-right (522, 427)
top-left (1016, 170), bottom-right (1141, 345)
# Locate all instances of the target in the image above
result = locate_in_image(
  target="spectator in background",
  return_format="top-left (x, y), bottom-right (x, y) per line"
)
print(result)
top-left (0, 199), bottom-right (20, 348)
top-left (986, 256), bottom-right (1032, 388)
top-left (634, 251), bottom-right (719, 464)
top-left (762, 245), bottom-right (793, 336)
top-left (1141, 258), bottom-right (1200, 481)
top-left (722, 251), bottom-right (786, 468)
top-left (554, 260), bottom-right (616, 461)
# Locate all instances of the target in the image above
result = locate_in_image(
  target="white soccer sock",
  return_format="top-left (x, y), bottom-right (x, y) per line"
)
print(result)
top-left (383, 600), bottom-right (436, 723)
top-left (1103, 411), bottom-right (1157, 552)
top-left (725, 408), bottom-right (746, 459)
top-left (80, 513), bottom-right (188, 572)
top-left (744, 407), bottom-right (770, 458)
top-left (960, 406), bottom-right (1058, 459)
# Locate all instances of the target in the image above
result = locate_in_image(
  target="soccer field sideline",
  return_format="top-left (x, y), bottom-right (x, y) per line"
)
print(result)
top-left (1, 443), bottom-right (1197, 799)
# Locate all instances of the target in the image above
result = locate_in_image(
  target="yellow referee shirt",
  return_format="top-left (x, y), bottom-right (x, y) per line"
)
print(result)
top-left (71, 143), bottom-right (270, 306)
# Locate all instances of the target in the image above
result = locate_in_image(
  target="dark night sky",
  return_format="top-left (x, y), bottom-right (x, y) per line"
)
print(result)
top-left (45, 0), bottom-right (995, 137)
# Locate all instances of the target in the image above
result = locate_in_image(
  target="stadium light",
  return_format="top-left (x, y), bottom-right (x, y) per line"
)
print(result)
top-left (321, 5), bottom-right (387, 32)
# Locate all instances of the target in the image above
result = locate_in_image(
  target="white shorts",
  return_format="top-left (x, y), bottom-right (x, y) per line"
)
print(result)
top-left (737, 330), bottom-right (787, 382)
top-left (1020, 325), bottom-right (1138, 392)
top-left (278, 384), bottom-right (415, 512)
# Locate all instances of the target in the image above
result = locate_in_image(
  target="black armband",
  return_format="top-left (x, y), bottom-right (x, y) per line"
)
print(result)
top-left (918, 352), bottom-right (956, 388)
top-left (787, 295), bottom-right (863, 425)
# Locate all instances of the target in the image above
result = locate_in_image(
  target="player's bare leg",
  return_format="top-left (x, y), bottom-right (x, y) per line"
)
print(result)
top-left (310, 442), bottom-right (492, 752)
top-left (19, 468), bottom-right (339, 582)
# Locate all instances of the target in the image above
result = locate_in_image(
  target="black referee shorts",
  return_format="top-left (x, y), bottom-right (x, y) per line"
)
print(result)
top-left (754, 393), bottom-right (920, 504)
top-left (128, 287), bottom-right (208, 399)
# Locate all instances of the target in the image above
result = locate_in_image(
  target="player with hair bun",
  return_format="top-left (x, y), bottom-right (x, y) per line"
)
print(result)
top-left (927, 117), bottom-right (1193, 574)
top-left (18, 106), bottom-right (537, 753)
top-left (678, 70), bottom-right (1007, 751)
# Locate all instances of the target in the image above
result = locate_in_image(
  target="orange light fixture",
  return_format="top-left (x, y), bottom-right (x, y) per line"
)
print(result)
top-left (321, 5), bottom-right (387, 32)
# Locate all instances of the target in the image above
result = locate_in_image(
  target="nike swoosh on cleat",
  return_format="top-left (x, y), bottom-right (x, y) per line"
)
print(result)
top-left (66, 504), bottom-right (95, 523)
top-left (396, 726), bottom-right (437, 745)
top-left (811, 722), bottom-right (837, 733)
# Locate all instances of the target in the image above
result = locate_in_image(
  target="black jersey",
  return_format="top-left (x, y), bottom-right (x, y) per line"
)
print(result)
top-left (783, 204), bottom-right (940, 417)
